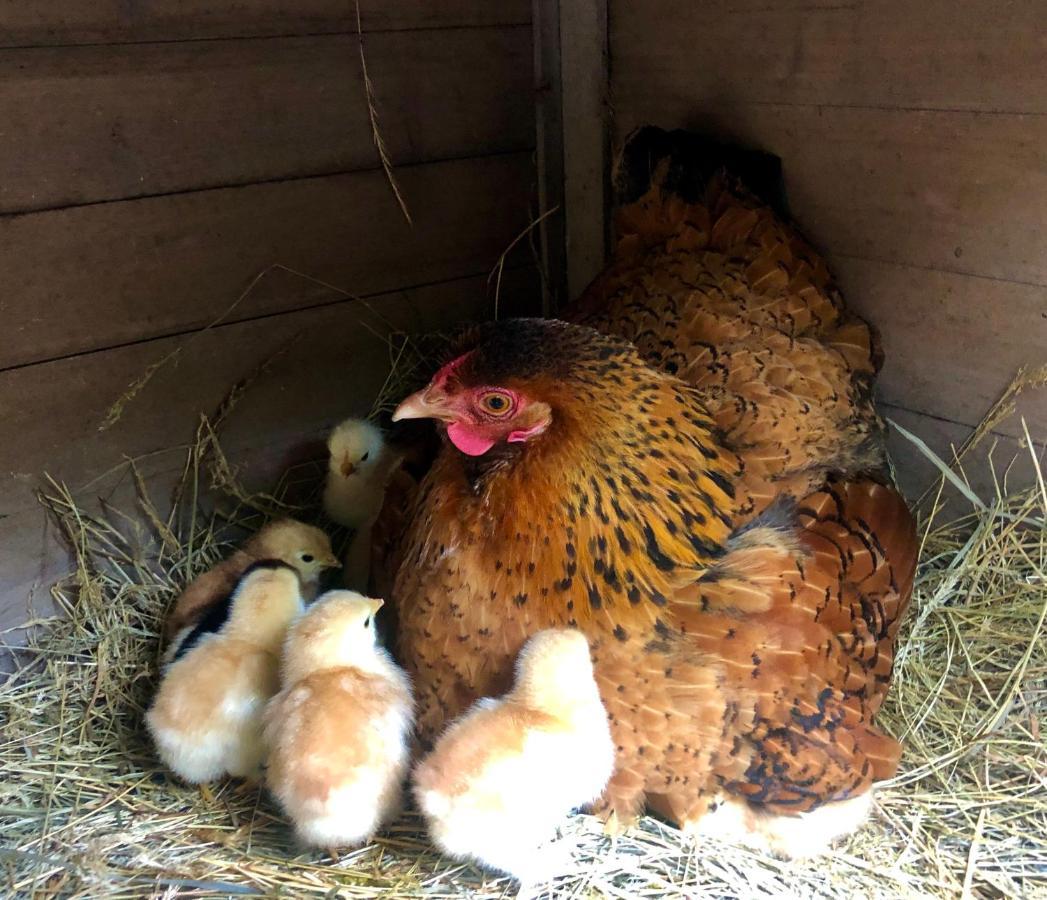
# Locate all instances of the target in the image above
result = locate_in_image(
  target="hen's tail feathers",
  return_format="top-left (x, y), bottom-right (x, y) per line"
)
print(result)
top-left (615, 126), bottom-right (788, 217)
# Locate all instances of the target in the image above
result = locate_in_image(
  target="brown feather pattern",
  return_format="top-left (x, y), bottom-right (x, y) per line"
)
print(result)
top-left (385, 128), bottom-right (919, 829)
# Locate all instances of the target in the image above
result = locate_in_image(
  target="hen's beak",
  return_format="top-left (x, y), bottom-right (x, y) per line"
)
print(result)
top-left (392, 387), bottom-right (454, 423)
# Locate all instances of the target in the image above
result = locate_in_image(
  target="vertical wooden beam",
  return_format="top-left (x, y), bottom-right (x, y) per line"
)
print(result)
top-left (533, 0), bottom-right (566, 315)
top-left (558, 0), bottom-right (609, 303)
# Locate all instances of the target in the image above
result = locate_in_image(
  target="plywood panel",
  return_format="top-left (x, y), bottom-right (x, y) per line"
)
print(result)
top-left (832, 257), bottom-right (1047, 437)
top-left (0, 29), bottom-right (533, 212)
top-left (0, 153), bottom-right (536, 370)
top-left (611, 1), bottom-right (1047, 115)
top-left (0, 268), bottom-right (538, 525)
top-left (610, 100), bottom-right (1047, 288)
top-left (0, 1), bottom-right (531, 47)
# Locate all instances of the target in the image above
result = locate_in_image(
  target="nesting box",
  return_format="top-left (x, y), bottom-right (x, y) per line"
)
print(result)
top-left (0, 2), bottom-right (1043, 897)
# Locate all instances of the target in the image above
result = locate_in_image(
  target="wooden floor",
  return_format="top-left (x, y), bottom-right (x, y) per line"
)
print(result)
top-left (609, 0), bottom-right (1047, 502)
top-left (0, 1), bottom-right (540, 626)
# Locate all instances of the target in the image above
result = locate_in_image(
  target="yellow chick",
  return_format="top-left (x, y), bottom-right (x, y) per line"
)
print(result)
top-left (165, 518), bottom-right (339, 641)
top-left (413, 629), bottom-right (615, 883)
top-left (146, 561), bottom-right (304, 784)
top-left (263, 590), bottom-right (414, 851)
top-left (322, 419), bottom-right (403, 591)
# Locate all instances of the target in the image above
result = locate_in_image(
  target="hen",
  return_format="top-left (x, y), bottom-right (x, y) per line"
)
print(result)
top-left (387, 127), bottom-right (917, 851)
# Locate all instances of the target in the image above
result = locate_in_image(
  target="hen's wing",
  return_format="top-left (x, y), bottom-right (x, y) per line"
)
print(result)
top-left (661, 478), bottom-right (917, 817)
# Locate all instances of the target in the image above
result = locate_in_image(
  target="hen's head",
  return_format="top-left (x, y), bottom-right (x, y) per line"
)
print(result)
top-left (392, 319), bottom-right (630, 458)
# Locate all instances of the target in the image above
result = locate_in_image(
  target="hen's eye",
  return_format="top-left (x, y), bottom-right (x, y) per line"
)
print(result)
top-left (479, 391), bottom-right (513, 416)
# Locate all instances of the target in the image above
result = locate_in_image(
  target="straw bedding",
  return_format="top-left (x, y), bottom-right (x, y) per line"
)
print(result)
top-left (2, 379), bottom-right (1045, 899)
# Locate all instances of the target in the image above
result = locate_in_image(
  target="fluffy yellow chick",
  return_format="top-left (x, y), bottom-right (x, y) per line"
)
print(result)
top-left (146, 561), bottom-right (304, 784)
top-left (263, 590), bottom-right (414, 851)
top-left (165, 518), bottom-right (338, 640)
top-left (413, 629), bottom-right (615, 883)
top-left (322, 419), bottom-right (403, 591)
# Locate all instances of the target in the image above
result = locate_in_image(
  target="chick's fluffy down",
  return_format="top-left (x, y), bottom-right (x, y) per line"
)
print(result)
top-left (264, 667), bottom-right (413, 847)
top-left (147, 639), bottom-right (281, 783)
top-left (413, 629), bottom-right (614, 881)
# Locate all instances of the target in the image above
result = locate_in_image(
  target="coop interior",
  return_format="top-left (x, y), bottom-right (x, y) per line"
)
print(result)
top-left (1, 2), bottom-right (1044, 898)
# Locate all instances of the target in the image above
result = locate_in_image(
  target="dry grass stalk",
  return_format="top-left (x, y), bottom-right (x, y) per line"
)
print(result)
top-left (486, 205), bottom-right (561, 320)
top-left (3, 365), bottom-right (1046, 897)
top-left (97, 266), bottom-right (286, 433)
top-left (353, 0), bottom-right (412, 227)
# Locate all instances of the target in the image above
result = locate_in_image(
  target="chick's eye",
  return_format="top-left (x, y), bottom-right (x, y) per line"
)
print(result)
top-left (360, 451), bottom-right (369, 462)
top-left (300, 553), bottom-right (314, 563)
top-left (479, 391), bottom-right (513, 416)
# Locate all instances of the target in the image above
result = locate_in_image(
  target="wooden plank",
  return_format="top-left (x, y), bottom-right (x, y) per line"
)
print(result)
top-left (0, 153), bottom-right (536, 371)
top-left (532, 0), bottom-right (566, 314)
top-left (831, 257), bottom-right (1047, 438)
top-left (611, 1), bottom-right (1047, 115)
top-left (0, 1), bottom-right (531, 47)
top-left (0, 266), bottom-right (538, 526)
top-left (559, 0), bottom-right (609, 301)
top-left (0, 28), bottom-right (533, 213)
top-left (609, 99), bottom-right (1047, 289)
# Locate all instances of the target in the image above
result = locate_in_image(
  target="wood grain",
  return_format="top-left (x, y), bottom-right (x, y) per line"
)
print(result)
top-left (0, 1), bottom-right (531, 47)
top-left (560, 0), bottom-right (609, 300)
top-left (0, 268), bottom-right (539, 619)
top-left (611, 0), bottom-right (1047, 115)
top-left (0, 153), bottom-right (537, 371)
top-left (832, 256), bottom-right (1047, 437)
top-left (0, 28), bottom-right (533, 212)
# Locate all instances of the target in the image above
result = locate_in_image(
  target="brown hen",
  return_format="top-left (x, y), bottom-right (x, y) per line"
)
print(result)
top-left (386, 127), bottom-right (918, 851)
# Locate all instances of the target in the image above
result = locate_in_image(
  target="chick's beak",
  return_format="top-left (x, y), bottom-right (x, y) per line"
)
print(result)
top-left (392, 386), bottom-right (454, 423)
top-left (339, 453), bottom-right (356, 478)
top-left (365, 597), bottom-right (385, 615)
top-left (324, 555), bottom-right (342, 569)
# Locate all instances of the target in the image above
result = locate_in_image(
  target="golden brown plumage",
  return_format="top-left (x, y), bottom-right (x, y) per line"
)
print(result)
top-left (386, 127), bottom-right (918, 852)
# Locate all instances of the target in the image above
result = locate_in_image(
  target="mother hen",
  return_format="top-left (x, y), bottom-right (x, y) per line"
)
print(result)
top-left (387, 127), bottom-right (917, 855)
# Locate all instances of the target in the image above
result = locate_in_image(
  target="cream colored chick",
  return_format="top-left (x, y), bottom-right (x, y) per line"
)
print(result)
top-left (322, 419), bottom-right (403, 591)
top-left (323, 418), bottom-right (399, 529)
top-left (413, 629), bottom-right (615, 883)
top-left (146, 561), bottom-right (304, 784)
top-left (263, 590), bottom-right (413, 851)
top-left (165, 518), bottom-right (338, 641)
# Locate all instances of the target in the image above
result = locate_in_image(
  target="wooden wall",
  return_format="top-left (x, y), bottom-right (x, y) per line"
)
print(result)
top-left (0, 2), bottom-right (540, 629)
top-left (608, 0), bottom-right (1047, 501)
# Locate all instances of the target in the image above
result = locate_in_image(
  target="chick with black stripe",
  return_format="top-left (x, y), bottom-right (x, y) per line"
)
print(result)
top-left (147, 560), bottom-right (304, 784)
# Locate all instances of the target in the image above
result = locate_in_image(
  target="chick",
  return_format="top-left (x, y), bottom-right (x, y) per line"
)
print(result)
top-left (146, 561), bottom-right (304, 784)
top-left (413, 629), bottom-right (615, 883)
top-left (165, 518), bottom-right (338, 641)
top-left (322, 418), bottom-right (403, 591)
top-left (263, 590), bottom-right (413, 851)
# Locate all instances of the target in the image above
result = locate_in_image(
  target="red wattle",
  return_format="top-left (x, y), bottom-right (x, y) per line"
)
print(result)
top-left (447, 423), bottom-right (496, 456)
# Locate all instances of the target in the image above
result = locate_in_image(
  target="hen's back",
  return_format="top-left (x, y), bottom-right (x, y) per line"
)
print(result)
top-left (566, 126), bottom-right (886, 518)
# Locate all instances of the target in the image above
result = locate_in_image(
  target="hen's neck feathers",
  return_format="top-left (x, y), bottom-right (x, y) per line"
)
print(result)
top-left (416, 337), bottom-right (743, 635)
